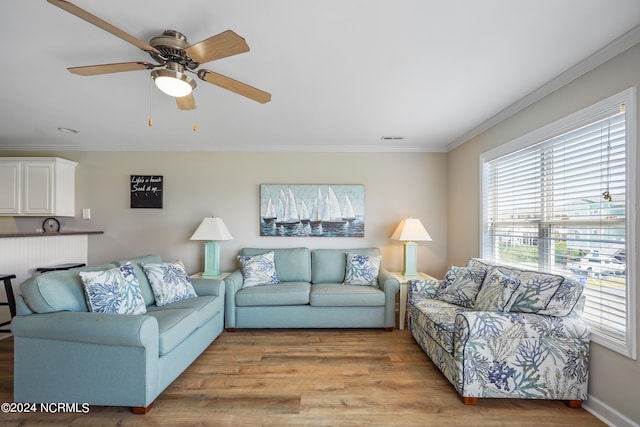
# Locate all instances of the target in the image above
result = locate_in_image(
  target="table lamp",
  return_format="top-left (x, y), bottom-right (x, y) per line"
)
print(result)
top-left (190, 217), bottom-right (233, 278)
top-left (391, 217), bottom-right (432, 277)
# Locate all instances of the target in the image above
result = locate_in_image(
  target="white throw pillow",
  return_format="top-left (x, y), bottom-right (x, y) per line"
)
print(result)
top-left (237, 251), bottom-right (280, 288)
top-left (343, 253), bottom-right (381, 286)
top-left (142, 259), bottom-right (197, 307)
top-left (80, 263), bottom-right (146, 314)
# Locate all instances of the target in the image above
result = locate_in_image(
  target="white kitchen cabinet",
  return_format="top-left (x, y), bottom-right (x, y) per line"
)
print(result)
top-left (0, 157), bottom-right (77, 216)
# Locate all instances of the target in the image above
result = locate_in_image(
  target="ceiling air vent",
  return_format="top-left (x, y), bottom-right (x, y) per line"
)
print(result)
top-left (380, 136), bottom-right (405, 141)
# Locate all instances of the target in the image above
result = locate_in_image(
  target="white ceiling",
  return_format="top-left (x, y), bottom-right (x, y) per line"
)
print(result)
top-left (1, 0), bottom-right (639, 153)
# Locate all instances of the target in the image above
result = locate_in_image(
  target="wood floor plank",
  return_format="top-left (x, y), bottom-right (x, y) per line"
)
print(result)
top-left (0, 329), bottom-right (607, 426)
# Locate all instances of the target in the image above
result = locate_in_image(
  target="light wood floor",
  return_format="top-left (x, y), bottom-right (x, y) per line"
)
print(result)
top-left (0, 328), bottom-right (606, 426)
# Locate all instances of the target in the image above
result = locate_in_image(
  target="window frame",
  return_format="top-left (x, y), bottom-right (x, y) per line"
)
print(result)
top-left (479, 87), bottom-right (637, 359)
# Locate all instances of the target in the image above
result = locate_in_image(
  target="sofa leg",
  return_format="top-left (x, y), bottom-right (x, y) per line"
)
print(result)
top-left (384, 327), bottom-right (393, 332)
top-left (462, 397), bottom-right (478, 406)
top-left (565, 400), bottom-right (582, 408)
top-left (131, 403), bottom-right (153, 414)
top-left (226, 328), bottom-right (237, 332)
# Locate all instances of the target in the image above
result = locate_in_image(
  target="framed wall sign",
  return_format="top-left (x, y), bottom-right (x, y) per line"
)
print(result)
top-left (260, 184), bottom-right (365, 237)
top-left (131, 175), bottom-right (163, 209)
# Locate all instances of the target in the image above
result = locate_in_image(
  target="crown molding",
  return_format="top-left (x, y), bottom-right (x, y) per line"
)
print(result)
top-left (0, 142), bottom-right (447, 153)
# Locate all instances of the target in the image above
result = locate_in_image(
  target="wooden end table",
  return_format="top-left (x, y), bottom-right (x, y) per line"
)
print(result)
top-left (391, 272), bottom-right (437, 330)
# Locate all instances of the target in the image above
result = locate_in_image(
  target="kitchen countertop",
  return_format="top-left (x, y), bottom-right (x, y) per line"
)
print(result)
top-left (0, 231), bottom-right (104, 238)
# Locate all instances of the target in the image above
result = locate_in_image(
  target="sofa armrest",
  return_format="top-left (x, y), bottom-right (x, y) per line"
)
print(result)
top-left (378, 268), bottom-right (400, 293)
top-left (223, 270), bottom-right (244, 328)
top-left (11, 311), bottom-right (159, 347)
top-left (191, 277), bottom-right (225, 297)
top-left (451, 310), bottom-right (590, 399)
top-left (378, 269), bottom-right (400, 328)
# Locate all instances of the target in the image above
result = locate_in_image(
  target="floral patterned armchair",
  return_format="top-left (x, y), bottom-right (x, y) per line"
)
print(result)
top-left (408, 258), bottom-right (590, 406)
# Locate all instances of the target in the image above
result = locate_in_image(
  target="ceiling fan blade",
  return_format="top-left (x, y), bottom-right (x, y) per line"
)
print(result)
top-left (47, 0), bottom-right (160, 54)
top-left (176, 93), bottom-right (196, 110)
top-left (199, 70), bottom-right (271, 104)
top-left (185, 30), bottom-right (250, 64)
top-left (68, 62), bottom-right (156, 76)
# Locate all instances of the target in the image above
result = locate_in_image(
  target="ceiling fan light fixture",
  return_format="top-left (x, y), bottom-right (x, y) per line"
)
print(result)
top-left (151, 69), bottom-right (196, 97)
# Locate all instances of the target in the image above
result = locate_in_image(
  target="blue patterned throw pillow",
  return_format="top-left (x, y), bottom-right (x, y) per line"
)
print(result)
top-left (142, 259), bottom-right (197, 307)
top-left (436, 265), bottom-right (485, 308)
top-left (537, 277), bottom-right (585, 317)
top-left (238, 251), bottom-right (280, 288)
top-left (80, 263), bottom-right (147, 314)
top-left (474, 267), bottom-right (521, 311)
top-left (344, 253), bottom-right (381, 286)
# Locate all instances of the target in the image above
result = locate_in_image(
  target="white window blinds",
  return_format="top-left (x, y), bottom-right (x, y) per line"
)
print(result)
top-left (481, 88), bottom-right (636, 359)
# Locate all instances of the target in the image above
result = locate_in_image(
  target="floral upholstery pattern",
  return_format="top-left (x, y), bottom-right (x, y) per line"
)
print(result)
top-left (411, 298), bottom-right (470, 354)
top-left (408, 278), bottom-right (440, 302)
top-left (343, 253), bottom-right (381, 286)
top-left (540, 278), bottom-right (585, 317)
top-left (408, 259), bottom-right (590, 402)
top-left (474, 268), bottom-right (521, 311)
top-left (142, 259), bottom-right (197, 307)
top-left (436, 266), bottom-right (485, 308)
top-left (468, 258), bottom-right (585, 317)
top-left (80, 263), bottom-right (146, 314)
top-left (237, 251), bottom-right (280, 288)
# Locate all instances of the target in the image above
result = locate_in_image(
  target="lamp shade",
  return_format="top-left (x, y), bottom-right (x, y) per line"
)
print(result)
top-left (391, 218), bottom-right (432, 242)
top-left (190, 217), bottom-right (233, 241)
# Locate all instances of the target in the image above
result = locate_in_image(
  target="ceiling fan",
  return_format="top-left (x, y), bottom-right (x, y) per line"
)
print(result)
top-left (47, 0), bottom-right (271, 110)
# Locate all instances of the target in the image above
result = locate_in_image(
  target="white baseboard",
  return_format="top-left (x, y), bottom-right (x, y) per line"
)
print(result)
top-left (584, 394), bottom-right (640, 427)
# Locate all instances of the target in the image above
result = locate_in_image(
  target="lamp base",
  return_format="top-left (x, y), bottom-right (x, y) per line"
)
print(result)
top-left (402, 241), bottom-right (419, 278)
top-left (202, 241), bottom-right (221, 278)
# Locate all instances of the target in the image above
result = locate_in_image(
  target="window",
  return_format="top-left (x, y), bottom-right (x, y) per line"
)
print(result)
top-left (480, 88), bottom-right (636, 359)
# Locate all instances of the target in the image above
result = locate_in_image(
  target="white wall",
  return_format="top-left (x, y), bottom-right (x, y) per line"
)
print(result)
top-left (448, 43), bottom-right (640, 425)
top-left (0, 151), bottom-right (448, 279)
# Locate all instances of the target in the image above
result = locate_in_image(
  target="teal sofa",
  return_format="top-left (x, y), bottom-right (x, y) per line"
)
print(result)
top-left (224, 247), bottom-right (399, 330)
top-left (10, 255), bottom-right (224, 414)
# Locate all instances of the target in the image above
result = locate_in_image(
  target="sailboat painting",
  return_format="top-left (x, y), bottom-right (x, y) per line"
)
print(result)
top-left (260, 184), bottom-right (365, 237)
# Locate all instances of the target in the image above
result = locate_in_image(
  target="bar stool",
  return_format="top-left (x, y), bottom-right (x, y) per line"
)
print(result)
top-left (0, 274), bottom-right (16, 333)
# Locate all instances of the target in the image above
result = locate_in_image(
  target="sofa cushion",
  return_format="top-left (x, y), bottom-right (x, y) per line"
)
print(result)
top-left (145, 308), bottom-right (200, 356)
top-left (509, 274), bottom-right (564, 313)
top-left (20, 263), bottom-right (118, 313)
top-left (475, 268), bottom-right (521, 311)
top-left (408, 278), bottom-right (440, 301)
top-left (310, 283), bottom-right (385, 306)
top-left (241, 248), bottom-right (311, 282)
top-left (343, 253), bottom-right (381, 286)
top-left (436, 265), bottom-right (485, 308)
top-left (410, 298), bottom-right (471, 354)
top-left (537, 277), bottom-right (585, 317)
top-left (236, 282), bottom-right (311, 306)
top-left (238, 251), bottom-right (280, 287)
top-left (311, 248), bottom-right (380, 284)
top-left (79, 263), bottom-right (146, 315)
top-left (468, 258), bottom-right (581, 316)
top-left (116, 254), bottom-right (162, 306)
top-left (146, 295), bottom-right (222, 329)
top-left (142, 260), bottom-right (197, 307)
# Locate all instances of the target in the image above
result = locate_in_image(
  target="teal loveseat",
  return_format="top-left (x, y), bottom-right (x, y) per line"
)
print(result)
top-left (224, 247), bottom-right (399, 330)
top-left (10, 254), bottom-right (224, 413)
